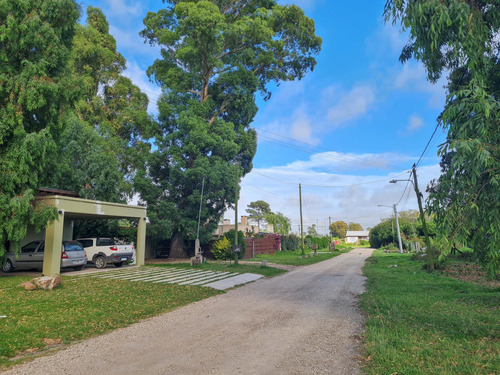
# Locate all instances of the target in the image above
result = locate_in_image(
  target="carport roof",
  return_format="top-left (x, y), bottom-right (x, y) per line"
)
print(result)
top-left (36, 195), bottom-right (147, 220)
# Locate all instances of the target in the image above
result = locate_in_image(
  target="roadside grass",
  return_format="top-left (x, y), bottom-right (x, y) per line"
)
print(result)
top-left (0, 275), bottom-right (221, 369)
top-left (244, 248), bottom-right (351, 266)
top-left (361, 250), bottom-right (500, 375)
top-left (146, 261), bottom-right (287, 277)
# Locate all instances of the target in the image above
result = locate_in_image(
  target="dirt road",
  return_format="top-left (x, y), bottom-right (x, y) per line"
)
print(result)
top-left (4, 249), bottom-right (374, 375)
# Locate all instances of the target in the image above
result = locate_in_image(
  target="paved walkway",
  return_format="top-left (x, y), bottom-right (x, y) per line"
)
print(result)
top-left (76, 266), bottom-right (263, 290)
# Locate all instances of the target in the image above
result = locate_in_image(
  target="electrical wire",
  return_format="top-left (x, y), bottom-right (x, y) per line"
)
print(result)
top-left (415, 123), bottom-right (440, 168)
top-left (252, 171), bottom-right (410, 188)
top-left (257, 131), bottom-right (405, 170)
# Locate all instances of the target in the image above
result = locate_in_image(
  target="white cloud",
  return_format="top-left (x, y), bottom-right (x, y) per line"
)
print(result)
top-left (327, 85), bottom-right (376, 126)
top-left (290, 108), bottom-right (319, 145)
top-left (122, 60), bottom-right (162, 114)
top-left (109, 24), bottom-right (160, 56)
top-left (394, 63), bottom-right (447, 108)
top-left (224, 151), bottom-right (441, 232)
top-left (406, 115), bottom-right (424, 132)
top-left (105, 0), bottom-right (142, 17)
top-left (283, 151), bottom-right (412, 173)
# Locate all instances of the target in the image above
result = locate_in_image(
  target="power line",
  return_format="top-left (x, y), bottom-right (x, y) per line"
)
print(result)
top-left (259, 128), bottom-right (402, 169)
top-left (415, 123), bottom-right (440, 168)
top-left (257, 130), bottom-right (405, 170)
top-left (253, 170), bottom-right (410, 188)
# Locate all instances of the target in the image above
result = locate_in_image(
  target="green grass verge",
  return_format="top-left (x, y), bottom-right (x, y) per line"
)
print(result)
top-left (361, 250), bottom-right (500, 375)
top-left (0, 275), bottom-right (221, 369)
top-left (146, 262), bottom-right (287, 277)
top-left (243, 248), bottom-right (351, 266)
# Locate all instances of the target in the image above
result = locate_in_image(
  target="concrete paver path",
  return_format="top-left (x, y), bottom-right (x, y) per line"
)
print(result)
top-left (75, 266), bottom-right (263, 290)
top-left (4, 248), bottom-right (374, 375)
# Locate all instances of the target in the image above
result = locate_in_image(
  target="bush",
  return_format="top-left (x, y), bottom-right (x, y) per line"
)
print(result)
top-left (360, 239), bottom-right (370, 246)
top-left (281, 234), bottom-right (300, 251)
top-left (211, 237), bottom-right (232, 260)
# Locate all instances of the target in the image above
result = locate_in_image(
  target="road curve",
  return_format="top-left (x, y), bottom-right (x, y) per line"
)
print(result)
top-left (4, 248), bottom-right (374, 375)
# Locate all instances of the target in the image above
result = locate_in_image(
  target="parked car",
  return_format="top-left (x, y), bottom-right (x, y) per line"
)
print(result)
top-left (76, 237), bottom-right (134, 269)
top-left (1, 241), bottom-right (87, 273)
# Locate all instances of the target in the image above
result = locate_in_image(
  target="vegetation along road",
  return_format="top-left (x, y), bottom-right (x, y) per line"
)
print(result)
top-left (4, 249), bottom-right (374, 375)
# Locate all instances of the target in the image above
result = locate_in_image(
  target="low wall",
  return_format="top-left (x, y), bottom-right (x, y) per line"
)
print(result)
top-left (243, 235), bottom-right (281, 259)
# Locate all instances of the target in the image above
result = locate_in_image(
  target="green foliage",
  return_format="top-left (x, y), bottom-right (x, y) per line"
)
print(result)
top-left (0, 0), bottom-right (80, 255)
top-left (137, 0), bottom-right (321, 257)
top-left (265, 212), bottom-right (292, 235)
top-left (385, 0), bottom-right (500, 276)
top-left (211, 236), bottom-right (232, 260)
top-left (45, 6), bottom-right (152, 202)
top-left (369, 220), bottom-right (395, 249)
top-left (281, 234), bottom-right (300, 251)
top-left (306, 224), bottom-right (320, 237)
top-left (247, 200), bottom-right (272, 229)
top-left (307, 236), bottom-right (330, 249)
top-left (329, 221), bottom-right (348, 239)
top-left (348, 222), bottom-right (363, 231)
top-left (225, 229), bottom-right (246, 259)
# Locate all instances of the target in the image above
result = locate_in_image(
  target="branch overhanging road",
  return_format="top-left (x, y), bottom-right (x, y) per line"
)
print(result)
top-left (5, 248), bottom-right (374, 375)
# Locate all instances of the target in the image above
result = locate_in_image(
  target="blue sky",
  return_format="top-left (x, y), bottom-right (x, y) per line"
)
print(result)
top-left (80, 0), bottom-right (447, 233)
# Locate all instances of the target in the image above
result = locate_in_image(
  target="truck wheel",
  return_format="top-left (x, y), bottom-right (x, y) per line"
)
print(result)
top-left (2, 259), bottom-right (14, 273)
top-left (114, 262), bottom-right (124, 268)
top-left (94, 256), bottom-right (107, 269)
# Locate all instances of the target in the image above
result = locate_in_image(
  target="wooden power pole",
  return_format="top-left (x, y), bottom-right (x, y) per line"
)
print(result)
top-left (299, 183), bottom-right (304, 256)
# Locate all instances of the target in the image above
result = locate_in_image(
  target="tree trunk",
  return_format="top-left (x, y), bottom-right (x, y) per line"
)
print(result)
top-left (170, 232), bottom-right (187, 259)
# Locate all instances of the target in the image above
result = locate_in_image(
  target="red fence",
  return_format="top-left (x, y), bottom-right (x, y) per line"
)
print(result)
top-left (243, 235), bottom-right (281, 259)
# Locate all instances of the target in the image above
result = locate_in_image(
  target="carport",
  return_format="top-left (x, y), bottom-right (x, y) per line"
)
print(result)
top-left (37, 191), bottom-right (147, 276)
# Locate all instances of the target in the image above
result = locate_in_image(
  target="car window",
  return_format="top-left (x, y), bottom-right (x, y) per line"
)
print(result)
top-left (21, 242), bottom-right (41, 253)
top-left (96, 238), bottom-right (114, 246)
top-left (38, 243), bottom-right (45, 253)
top-left (63, 242), bottom-right (84, 251)
top-left (79, 239), bottom-right (93, 248)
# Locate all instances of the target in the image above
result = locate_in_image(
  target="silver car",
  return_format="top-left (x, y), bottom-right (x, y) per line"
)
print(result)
top-left (1, 241), bottom-right (87, 273)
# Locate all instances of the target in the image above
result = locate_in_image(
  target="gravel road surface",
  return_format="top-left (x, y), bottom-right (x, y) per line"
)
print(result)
top-left (4, 248), bottom-right (374, 375)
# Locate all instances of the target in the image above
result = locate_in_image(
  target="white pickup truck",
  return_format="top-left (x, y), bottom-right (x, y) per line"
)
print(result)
top-left (76, 238), bottom-right (134, 269)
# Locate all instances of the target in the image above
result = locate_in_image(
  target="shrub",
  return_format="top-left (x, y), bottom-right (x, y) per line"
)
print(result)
top-left (211, 237), bottom-right (232, 260)
top-left (360, 239), bottom-right (370, 246)
top-left (281, 234), bottom-right (300, 251)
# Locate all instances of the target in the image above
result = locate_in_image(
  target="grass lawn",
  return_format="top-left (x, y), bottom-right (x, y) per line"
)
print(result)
top-left (243, 248), bottom-right (352, 266)
top-left (361, 250), bottom-right (500, 375)
top-left (146, 261), bottom-right (287, 277)
top-left (0, 274), bottom-right (221, 369)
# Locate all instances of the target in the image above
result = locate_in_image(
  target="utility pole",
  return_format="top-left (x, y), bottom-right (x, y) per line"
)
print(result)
top-left (393, 204), bottom-right (403, 253)
top-left (329, 217), bottom-right (332, 243)
top-left (234, 164), bottom-right (239, 265)
top-left (299, 183), bottom-right (304, 256)
top-left (195, 176), bottom-right (205, 259)
top-left (412, 164), bottom-right (433, 266)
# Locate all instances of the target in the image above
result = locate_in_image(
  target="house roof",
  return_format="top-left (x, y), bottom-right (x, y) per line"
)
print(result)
top-left (346, 231), bottom-right (370, 237)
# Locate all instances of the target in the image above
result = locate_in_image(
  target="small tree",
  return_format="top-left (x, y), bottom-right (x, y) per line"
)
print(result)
top-left (246, 201), bottom-right (272, 230)
top-left (307, 224), bottom-right (320, 237)
top-left (348, 222), bottom-right (363, 231)
top-left (329, 221), bottom-right (348, 239)
top-left (212, 236), bottom-right (232, 260)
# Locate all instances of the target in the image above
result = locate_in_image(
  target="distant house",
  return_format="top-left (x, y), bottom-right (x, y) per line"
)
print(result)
top-left (213, 216), bottom-right (274, 238)
top-left (345, 231), bottom-right (370, 244)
